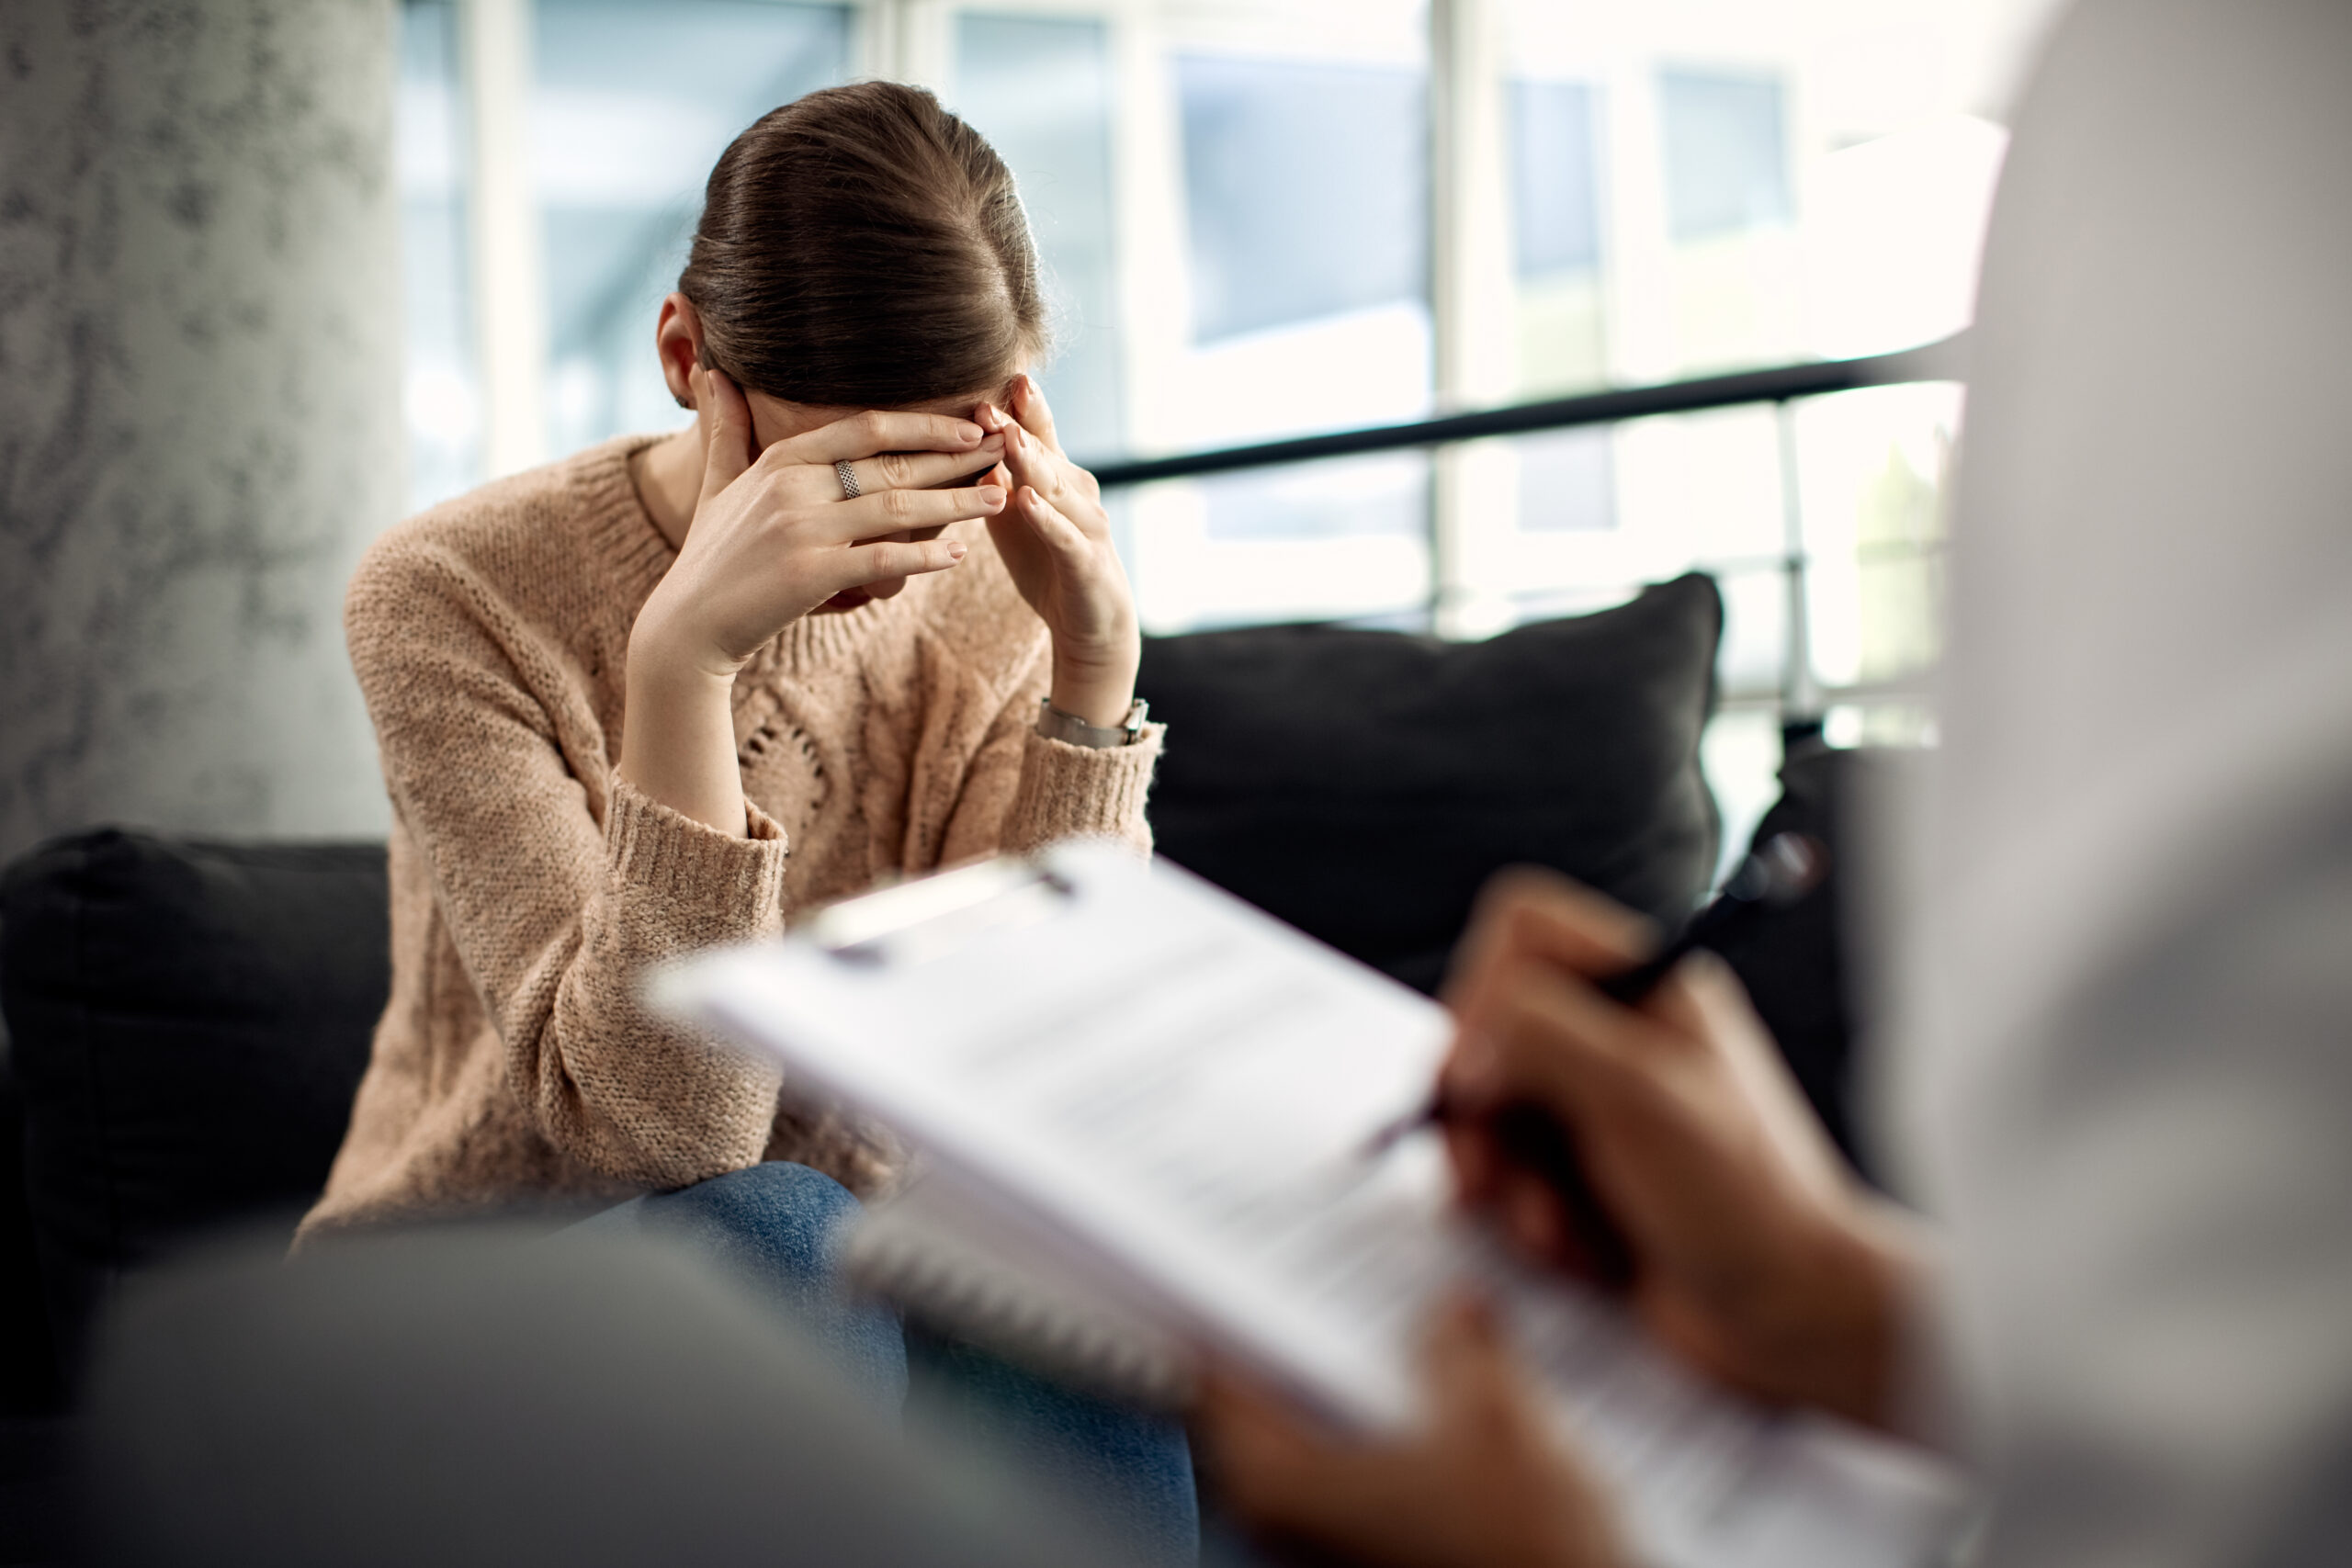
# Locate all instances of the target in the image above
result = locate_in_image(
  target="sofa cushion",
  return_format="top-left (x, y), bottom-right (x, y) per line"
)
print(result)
top-left (0, 831), bottom-right (387, 1373)
top-left (1711, 742), bottom-right (1919, 1183)
top-left (1137, 573), bottom-right (1722, 992)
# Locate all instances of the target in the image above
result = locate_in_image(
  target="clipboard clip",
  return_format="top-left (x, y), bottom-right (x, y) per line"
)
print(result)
top-left (808, 856), bottom-right (1075, 968)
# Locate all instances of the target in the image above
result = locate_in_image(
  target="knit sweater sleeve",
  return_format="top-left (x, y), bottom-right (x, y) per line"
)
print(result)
top-left (939, 649), bottom-right (1164, 863)
top-left (348, 538), bottom-right (787, 1190)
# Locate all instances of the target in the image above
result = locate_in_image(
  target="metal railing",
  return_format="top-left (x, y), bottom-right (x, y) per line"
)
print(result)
top-left (1085, 333), bottom-right (1966, 491)
top-left (1084, 332), bottom-right (1966, 734)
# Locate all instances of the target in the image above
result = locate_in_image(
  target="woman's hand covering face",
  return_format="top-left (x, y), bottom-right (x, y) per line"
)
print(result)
top-left (634, 365), bottom-right (1008, 677)
top-left (975, 376), bottom-right (1143, 728)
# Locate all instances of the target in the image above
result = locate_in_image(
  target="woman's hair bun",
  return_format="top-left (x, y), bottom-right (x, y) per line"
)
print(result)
top-left (680, 81), bottom-right (1048, 408)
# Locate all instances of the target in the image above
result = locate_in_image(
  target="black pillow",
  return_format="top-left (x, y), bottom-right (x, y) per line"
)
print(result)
top-left (1137, 572), bottom-right (1722, 993)
top-left (0, 830), bottom-right (388, 1374)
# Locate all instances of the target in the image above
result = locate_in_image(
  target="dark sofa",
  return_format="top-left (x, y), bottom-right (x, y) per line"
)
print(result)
top-left (0, 573), bottom-right (1876, 1556)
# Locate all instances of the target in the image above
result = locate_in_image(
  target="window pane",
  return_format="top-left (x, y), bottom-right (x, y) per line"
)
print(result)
top-left (1793, 381), bottom-right (1962, 693)
top-left (1128, 453), bottom-right (1433, 632)
top-left (1510, 79), bottom-right (1601, 278)
top-left (1714, 565), bottom-right (1788, 698)
top-left (1459, 6), bottom-right (2017, 768)
top-left (531, 0), bottom-right (850, 456)
top-left (1202, 453), bottom-right (1429, 543)
top-left (1505, 75), bottom-right (1609, 396)
top-left (1515, 426), bottom-right (1613, 533)
top-left (1702, 707), bottom-right (1783, 884)
top-left (397, 0), bottom-right (477, 512)
top-left (1177, 56), bottom-right (1427, 345)
top-left (953, 14), bottom-right (1123, 462)
top-left (1496, 4), bottom-right (2022, 388)
top-left (1451, 404), bottom-right (1785, 705)
top-left (1155, 39), bottom-right (1431, 570)
top-left (1658, 70), bottom-right (1792, 243)
top-left (1806, 116), bottom-right (2008, 358)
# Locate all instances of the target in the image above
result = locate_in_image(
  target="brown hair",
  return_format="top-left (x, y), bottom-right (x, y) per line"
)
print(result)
top-left (678, 82), bottom-right (1046, 408)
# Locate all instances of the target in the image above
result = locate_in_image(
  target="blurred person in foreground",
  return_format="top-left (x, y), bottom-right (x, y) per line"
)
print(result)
top-left (1198, 1), bottom-right (2352, 1564)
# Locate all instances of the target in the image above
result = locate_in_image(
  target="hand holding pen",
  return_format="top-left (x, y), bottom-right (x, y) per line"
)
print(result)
top-left (1389, 844), bottom-right (1917, 1431)
top-left (1200, 838), bottom-right (1925, 1562)
top-left (1364, 836), bottom-right (1828, 1286)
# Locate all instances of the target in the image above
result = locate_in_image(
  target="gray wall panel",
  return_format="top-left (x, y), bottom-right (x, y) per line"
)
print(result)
top-left (1, 0), bottom-right (403, 864)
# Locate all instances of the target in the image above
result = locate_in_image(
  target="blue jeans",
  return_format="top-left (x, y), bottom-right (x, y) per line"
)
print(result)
top-left (577, 1162), bottom-right (1199, 1566)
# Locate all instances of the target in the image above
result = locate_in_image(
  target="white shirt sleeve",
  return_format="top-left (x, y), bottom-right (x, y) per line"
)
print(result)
top-left (1887, 1), bottom-right (2352, 1563)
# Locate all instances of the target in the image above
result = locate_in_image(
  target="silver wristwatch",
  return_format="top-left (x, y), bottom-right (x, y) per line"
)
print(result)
top-left (1036, 697), bottom-right (1149, 749)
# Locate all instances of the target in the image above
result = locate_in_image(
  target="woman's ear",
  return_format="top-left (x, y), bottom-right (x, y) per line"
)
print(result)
top-left (655, 294), bottom-right (705, 410)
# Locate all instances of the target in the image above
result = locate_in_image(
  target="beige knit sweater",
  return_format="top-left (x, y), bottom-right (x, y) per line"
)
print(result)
top-left (297, 435), bottom-right (1161, 1243)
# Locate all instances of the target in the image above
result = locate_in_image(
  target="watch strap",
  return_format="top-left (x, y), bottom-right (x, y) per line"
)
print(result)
top-left (1036, 697), bottom-right (1148, 749)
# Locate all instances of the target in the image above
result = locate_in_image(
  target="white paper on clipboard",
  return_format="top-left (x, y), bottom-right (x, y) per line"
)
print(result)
top-left (652, 841), bottom-right (1968, 1568)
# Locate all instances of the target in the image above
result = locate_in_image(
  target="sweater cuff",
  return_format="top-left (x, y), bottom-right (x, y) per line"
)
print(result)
top-left (1001, 724), bottom-right (1163, 855)
top-left (605, 774), bottom-right (791, 931)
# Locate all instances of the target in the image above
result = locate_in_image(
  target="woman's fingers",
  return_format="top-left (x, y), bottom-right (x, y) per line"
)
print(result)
top-left (832, 436), bottom-right (1007, 502)
top-left (784, 408), bottom-right (987, 467)
top-left (825, 535), bottom-right (969, 594)
top-left (1008, 483), bottom-right (1092, 560)
top-left (996, 412), bottom-right (1059, 504)
top-left (825, 482), bottom-right (1007, 542)
top-left (1010, 372), bottom-right (1064, 455)
top-left (696, 366), bottom-right (757, 500)
top-left (994, 400), bottom-right (1105, 520)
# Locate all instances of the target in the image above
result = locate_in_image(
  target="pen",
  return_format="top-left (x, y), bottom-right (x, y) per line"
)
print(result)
top-left (1360, 832), bottom-right (1828, 1284)
top-left (1590, 829), bottom-right (1828, 1006)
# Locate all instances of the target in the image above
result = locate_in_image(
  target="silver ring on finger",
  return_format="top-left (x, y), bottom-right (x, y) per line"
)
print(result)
top-left (834, 459), bottom-right (861, 500)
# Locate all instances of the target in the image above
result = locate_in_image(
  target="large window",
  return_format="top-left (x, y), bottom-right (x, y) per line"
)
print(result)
top-left (535, 1), bottom-right (852, 457)
top-left (950, 14), bottom-right (1123, 461)
top-left (397, 0), bottom-right (2054, 867)
top-left (1131, 5), bottom-right (1436, 627)
top-left (396, 0), bottom-right (477, 512)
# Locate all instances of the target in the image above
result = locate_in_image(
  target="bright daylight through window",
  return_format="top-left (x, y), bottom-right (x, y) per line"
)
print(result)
top-left (397, 0), bottom-right (2056, 867)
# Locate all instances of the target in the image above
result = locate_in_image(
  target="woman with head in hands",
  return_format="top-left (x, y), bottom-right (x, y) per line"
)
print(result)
top-left (300, 81), bottom-right (1187, 1556)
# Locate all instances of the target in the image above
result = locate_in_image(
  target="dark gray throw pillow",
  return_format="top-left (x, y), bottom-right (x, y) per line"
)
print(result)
top-left (0, 831), bottom-right (388, 1377)
top-left (1136, 572), bottom-right (1723, 994)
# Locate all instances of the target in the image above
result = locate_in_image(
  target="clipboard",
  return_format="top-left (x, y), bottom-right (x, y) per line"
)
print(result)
top-left (654, 843), bottom-right (1968, 1568)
